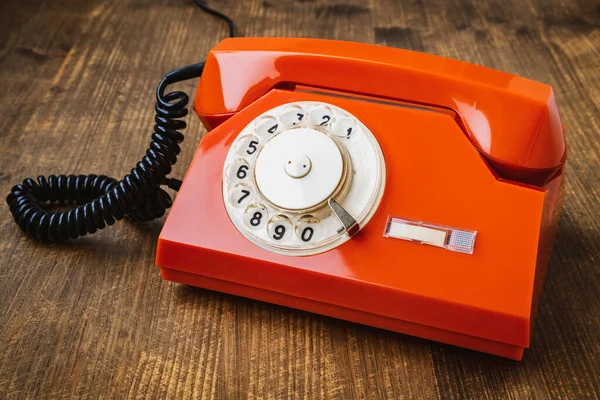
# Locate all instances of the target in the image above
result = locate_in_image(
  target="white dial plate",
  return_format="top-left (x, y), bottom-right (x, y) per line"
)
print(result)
top-left (255, 127), bottom-right (344, 210)
top-left (222, 101), bottom-right (386, 256)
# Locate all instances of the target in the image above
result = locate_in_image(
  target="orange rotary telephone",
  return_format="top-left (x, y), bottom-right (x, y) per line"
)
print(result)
top-left (7, 38), bottom-right (566, 360)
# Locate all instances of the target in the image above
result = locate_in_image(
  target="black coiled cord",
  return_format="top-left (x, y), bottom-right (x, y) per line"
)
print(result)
top-left (6, 1), bottom-right (235, 242)
top-left (6, 63), bottom-right (205, 242)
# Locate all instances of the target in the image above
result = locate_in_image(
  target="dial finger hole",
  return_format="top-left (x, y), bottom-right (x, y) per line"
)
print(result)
top-left (296, 215), bottom-right (322, 243)
top-left (332, 116), bottom-right (357, 139)
top-left (254, 116), bottom-right (280, 137)
top-left (243, 203), bottom-right (268, 230)
top-left (267, 215), bottom-right (293, 242)
top-left (236, 134), bottom-right (261, 158)
top-left (280, 105), bottom-right (305, 126)
top-left (227, 158), bottom-right (251, 182)
top-left (229, 184), bottom-right (253, 208)
top-left (308, 105), bottom-right (333, 127)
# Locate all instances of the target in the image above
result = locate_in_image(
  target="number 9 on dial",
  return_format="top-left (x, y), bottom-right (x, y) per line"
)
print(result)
top-left (267, 215), bottom-right (293, 242)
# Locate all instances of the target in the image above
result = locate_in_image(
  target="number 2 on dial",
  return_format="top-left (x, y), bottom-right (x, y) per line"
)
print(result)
top-left (320, 115), bottom-right (331, 125)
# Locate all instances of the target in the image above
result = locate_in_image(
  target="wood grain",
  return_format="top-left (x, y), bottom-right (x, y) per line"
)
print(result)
top-left (0, 0), bottom-right (598, 398)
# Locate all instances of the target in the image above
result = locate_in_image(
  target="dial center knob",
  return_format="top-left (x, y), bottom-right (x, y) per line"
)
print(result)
top-left (285, 154), bottom-right (312, 178)
top-left (255, 127), bottom-right (344, 210)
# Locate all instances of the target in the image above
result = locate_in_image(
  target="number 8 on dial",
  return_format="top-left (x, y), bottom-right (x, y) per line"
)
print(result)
top-left (243, 204), bottom-right (268, 230)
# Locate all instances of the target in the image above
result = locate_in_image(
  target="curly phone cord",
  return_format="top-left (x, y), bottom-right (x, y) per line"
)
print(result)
top-left (6, 63), bottom-right (205, 242)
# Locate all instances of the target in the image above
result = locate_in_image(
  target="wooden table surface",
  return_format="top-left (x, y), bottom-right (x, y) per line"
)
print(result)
top-left (1, 0), bottom-right (599, 398)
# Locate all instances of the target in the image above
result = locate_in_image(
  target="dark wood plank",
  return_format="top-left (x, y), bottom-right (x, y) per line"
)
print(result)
top-left (0, 0), bottom-right (599, 398)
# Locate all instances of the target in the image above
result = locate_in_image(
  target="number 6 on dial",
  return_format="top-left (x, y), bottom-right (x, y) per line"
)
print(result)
top-left (228, 158), bottom-right (250, 182)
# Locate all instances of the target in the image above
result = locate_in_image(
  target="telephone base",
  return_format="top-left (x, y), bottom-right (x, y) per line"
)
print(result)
top-left (157, 89), bottom-right (564, 360)
top-left (160, 267), bottom-right (524, 360)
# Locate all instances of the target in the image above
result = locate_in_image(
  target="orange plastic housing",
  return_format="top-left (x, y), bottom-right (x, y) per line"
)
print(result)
top-left (157, 38), bottom-right (566, 359)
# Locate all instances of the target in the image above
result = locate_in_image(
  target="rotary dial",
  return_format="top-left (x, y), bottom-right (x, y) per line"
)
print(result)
top-left (222, 101), bottom-right (385, 256)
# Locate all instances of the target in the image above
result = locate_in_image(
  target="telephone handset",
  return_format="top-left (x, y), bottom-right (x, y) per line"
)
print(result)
top-left (196, 38), bottom-right (566, 186)
top-left (7, 38), bottom-right (566, 360)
